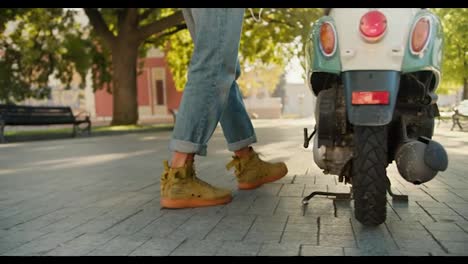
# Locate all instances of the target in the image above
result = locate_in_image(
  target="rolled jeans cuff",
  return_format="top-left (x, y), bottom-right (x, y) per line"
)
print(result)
top-left (227, 134), bottom-right (257, 152)
top-left (169, 139), bottom-right (208, 156)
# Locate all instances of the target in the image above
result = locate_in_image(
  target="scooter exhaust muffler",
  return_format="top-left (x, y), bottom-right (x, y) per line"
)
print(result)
top-left (394, 137), bottom-right (448, 185)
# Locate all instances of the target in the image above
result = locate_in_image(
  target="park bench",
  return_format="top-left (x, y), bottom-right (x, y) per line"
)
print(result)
top-left (0, 104), bottom-right (91, 143)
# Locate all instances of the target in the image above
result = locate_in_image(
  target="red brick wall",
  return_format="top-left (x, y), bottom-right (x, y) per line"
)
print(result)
top-left (137, 69), bottom-right (150, 106)
top-left (94, 55), bottom-right (182, 117)
top-left (94, 84), bottom-right (113, 117)
top-left (165, 61), bottom-right (183, 111)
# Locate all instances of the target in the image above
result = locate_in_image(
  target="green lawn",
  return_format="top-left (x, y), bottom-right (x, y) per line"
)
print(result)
top-left (4, 123), bottom-right (174, 140)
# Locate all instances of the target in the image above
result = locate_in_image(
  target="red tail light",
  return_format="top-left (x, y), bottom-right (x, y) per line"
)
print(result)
top-left (319, 22), bottom-right (336, 56)
top-left (359, 10), bottom-right (387, 42)
top-left (410, 17), bottom-right (431, 54)
top-left (352, 91), bottom-right (390, 105)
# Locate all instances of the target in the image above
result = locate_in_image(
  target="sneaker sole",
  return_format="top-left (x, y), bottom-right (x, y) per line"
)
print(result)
top-left (160, 195), bottom-right (232, 209)
top-left (238, 168), bottom-right (288, 190)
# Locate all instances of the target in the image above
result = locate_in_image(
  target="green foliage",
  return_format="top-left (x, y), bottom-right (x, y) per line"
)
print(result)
top-left (241, 8), bottom-right (323, 68)
top-left (0, 8), bottom-right (184, 104)
top-left (0, 9), bottom-right (110, 103)
top-left (239, 8), bottom-right (322, 96)
top-left (237, 62), bottom-right (284, 97)
top-left (0, 8), bottom-right (29, 32)
top-left (1, 9), bottom-right (83, 102)
top-left (0, 8), bottom-right (323, 104)
top-left (164, 8), bottom-right (323, 94)
top-left (432, 8), bottom-right (468, 95)
top-left (163, 30), bottom-right (193, 91)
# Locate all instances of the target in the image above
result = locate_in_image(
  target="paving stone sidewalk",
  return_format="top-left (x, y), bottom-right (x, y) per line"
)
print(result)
top-left (1, 119), bottom-right (467, 256)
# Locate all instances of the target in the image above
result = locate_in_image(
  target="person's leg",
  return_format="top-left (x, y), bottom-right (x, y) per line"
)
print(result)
top-left (169, 8), bottom-right (197, 168)
top-left (219, 61), bottom-right (257, 153)
top-left (169, 8), bottom-right (245, 159)
top-left (221, 62), bottom-right (288, 190)
top-left (161, 8), bottom-right (245, 208)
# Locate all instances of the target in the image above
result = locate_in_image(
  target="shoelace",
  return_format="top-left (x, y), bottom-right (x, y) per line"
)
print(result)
top-left (162, 161), bottom-right (217, 193)
top-left (226, 152), bottom-right (270, 179)
top-left (226, 156), bottom-right (243, 175)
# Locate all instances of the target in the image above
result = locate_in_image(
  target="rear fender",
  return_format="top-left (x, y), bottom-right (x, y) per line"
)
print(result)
top-left (343, 70), bottom-right (400, 126)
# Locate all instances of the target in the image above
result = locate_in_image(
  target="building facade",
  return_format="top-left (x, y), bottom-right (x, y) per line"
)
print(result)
top-left (6, 48), bottom-right (182, 124)
top-left (94, 49), bottom-right (182, 122)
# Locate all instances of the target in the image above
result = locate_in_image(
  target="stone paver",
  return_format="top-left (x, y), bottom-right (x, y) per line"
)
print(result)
top-left (128, 236), bottom-right (186, 256)
top-left (87, 235), bottom-right (151, 256)
top-left (301, 245), bottom-right (344, 256)
top-left (169, 239), bottom-right (222, 256)
top-left (215, 241), bottom-right (263, 256)
top-left (257, 243), bottom-right (301, 256)
top-left (1, 119), bottom-right (467, 256)
top-left (44, 233), bottom-right (117, 256)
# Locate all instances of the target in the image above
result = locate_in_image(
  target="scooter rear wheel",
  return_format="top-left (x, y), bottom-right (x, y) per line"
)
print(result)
top-left (352, 125), bottom-right (389, 226)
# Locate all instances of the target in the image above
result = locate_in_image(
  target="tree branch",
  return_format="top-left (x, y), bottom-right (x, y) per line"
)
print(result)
top-left (143, 23), bottom-right (187, 45)
top-left (262, 14), bottom-right (295, 28)
top-left (126, 8), bottom-right (139, 28)
top-left (118, 8), bottom-right (139, 33)
top-left (137, 11), bottom-right (185, 42)
top-left (84, 8), bottom-right (115, 47)
top-left (157, 23), bottom-right (187, 39)
top-left (244, 12), bottom-right (295, 28)
top-left (117, 9), bottom-right (126, 32)
top-left (139, 8), bottom-right (157, 22)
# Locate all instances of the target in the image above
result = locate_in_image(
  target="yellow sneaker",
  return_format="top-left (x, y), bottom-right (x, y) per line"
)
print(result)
top-left (226, 148), bottom-right (288, 190)
top-left (160, 160), bottom-right (232, 208)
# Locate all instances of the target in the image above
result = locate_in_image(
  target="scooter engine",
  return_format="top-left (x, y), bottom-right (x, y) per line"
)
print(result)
top-left (312, 87), bottom-right (353, 181)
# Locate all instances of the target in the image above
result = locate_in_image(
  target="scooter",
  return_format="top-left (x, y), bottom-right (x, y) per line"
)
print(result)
top-left (303, 8), bottom-right (448, 226)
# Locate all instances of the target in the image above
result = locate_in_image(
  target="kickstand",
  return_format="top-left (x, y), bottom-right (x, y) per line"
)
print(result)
top-left (302, 161), bottom-right (353, 214)
top-left (387, 184), bottom-right (408, 202)
top-left (385, 177), bottom-right (408, 202)
top-left (301, 180), bottom-right (408, 214)
top-left (301, 189), bottom-right (352, 214)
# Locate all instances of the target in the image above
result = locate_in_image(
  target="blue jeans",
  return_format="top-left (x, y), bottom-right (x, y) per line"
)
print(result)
top-left (169, 8), bottom-right (257, 156)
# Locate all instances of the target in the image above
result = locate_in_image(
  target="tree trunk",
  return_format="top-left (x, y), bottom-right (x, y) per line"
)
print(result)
top-left (110, 41), bottom-right (139, 125)
top-left (463, 78), bottom-right (468, 100)
top-left (83, 8), bottom-right (184, 126)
